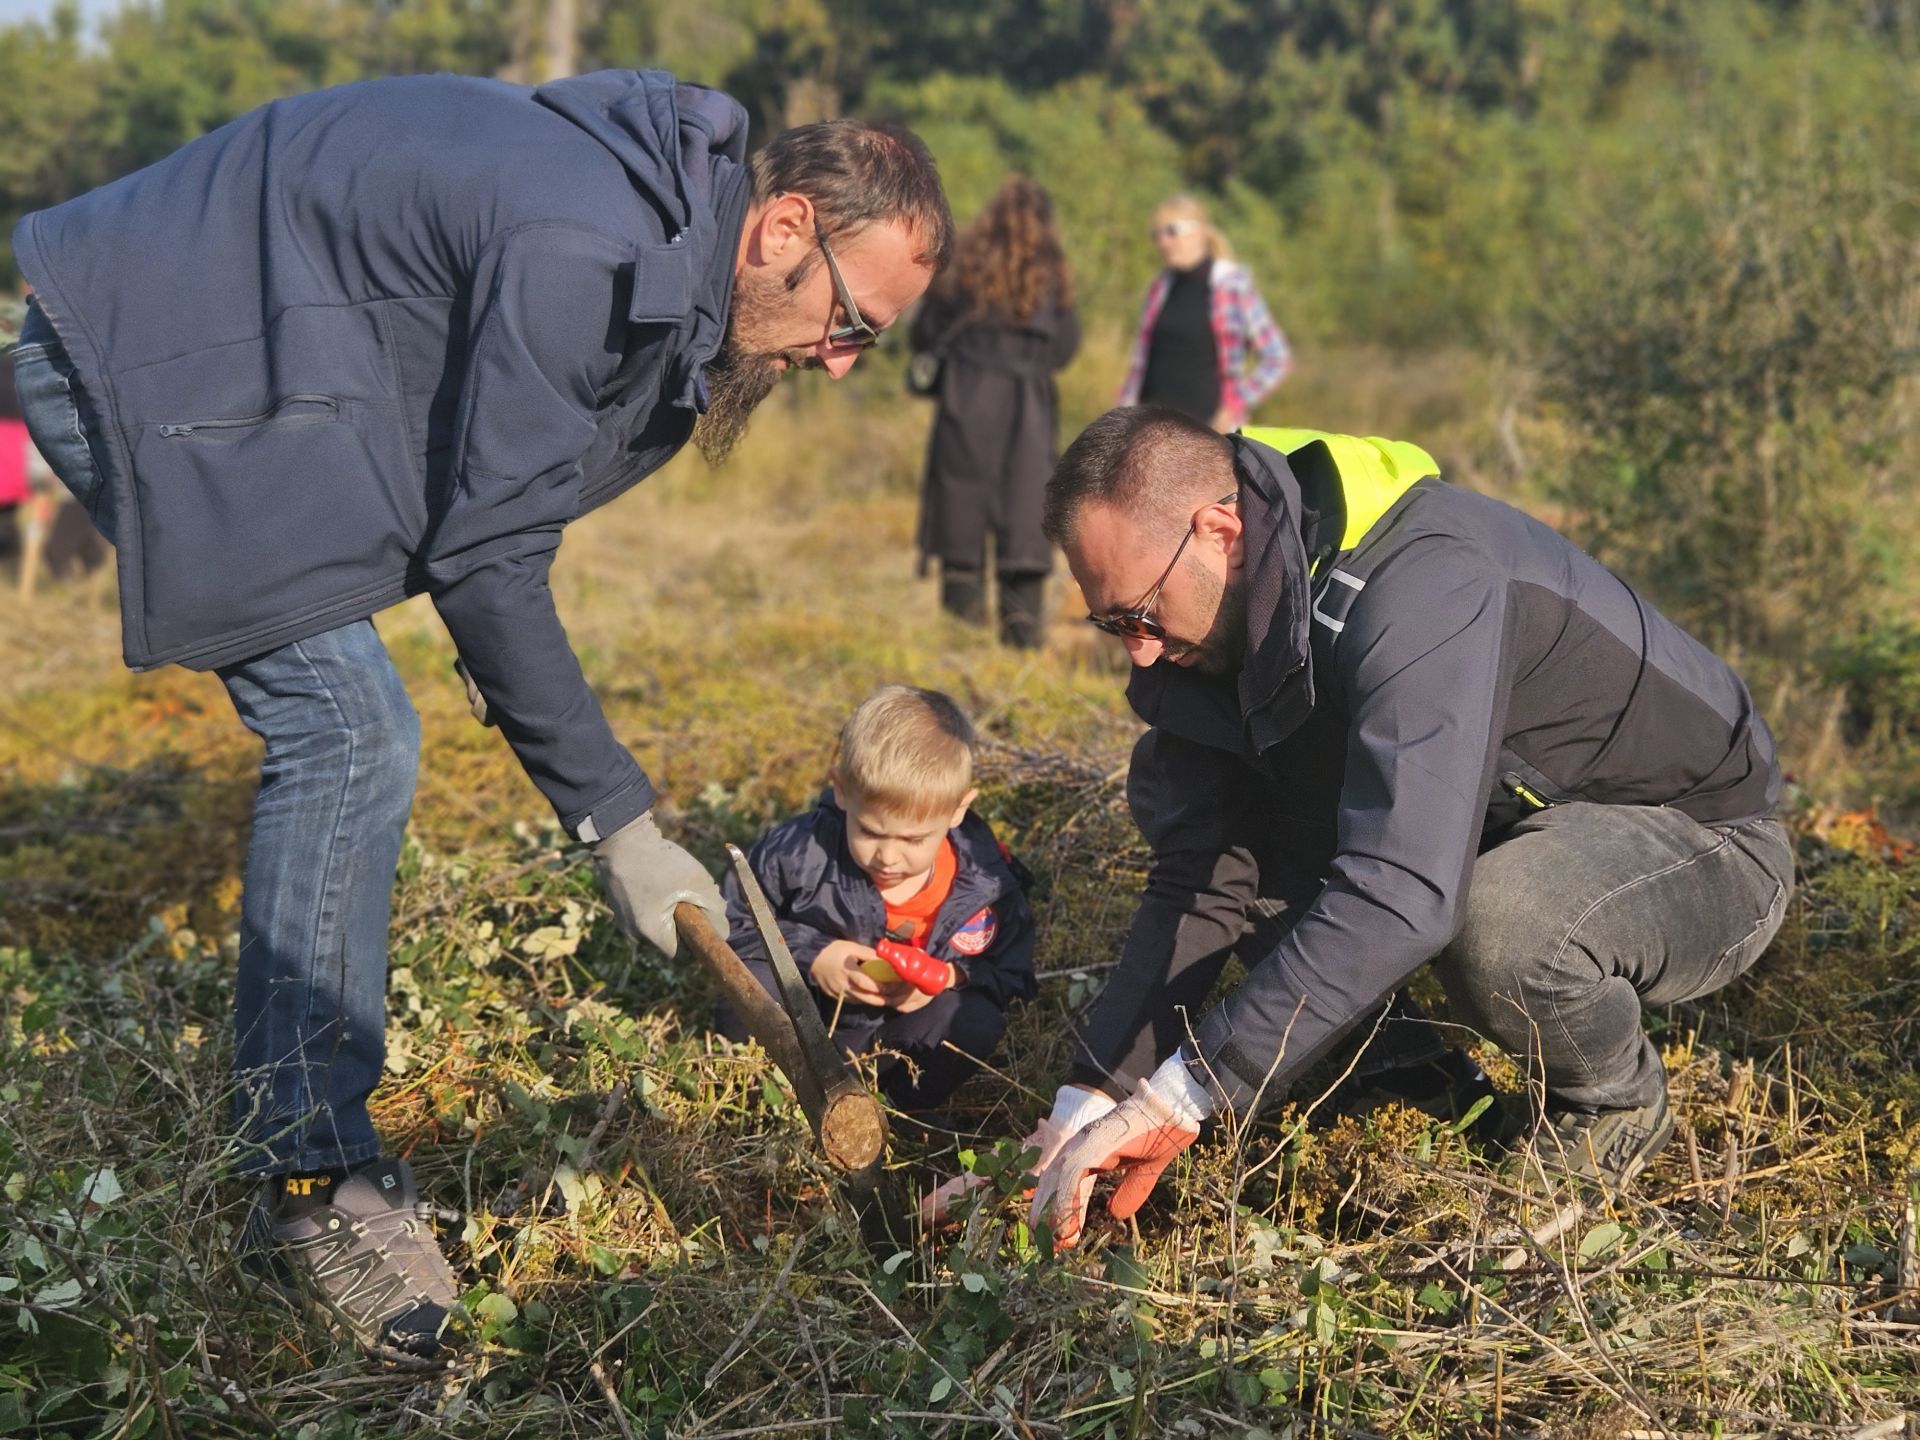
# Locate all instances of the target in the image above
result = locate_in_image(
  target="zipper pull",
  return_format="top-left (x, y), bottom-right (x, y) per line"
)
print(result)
top-left (1503, 772), bottom-right (1552, 809)
top-left (158, 423), bottom-right (194, 437)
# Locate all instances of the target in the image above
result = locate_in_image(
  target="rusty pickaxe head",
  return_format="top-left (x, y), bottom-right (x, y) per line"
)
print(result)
top-left (728, 844), bottom-right (890, 1172)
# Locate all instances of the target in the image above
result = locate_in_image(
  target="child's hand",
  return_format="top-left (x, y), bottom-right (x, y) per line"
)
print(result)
top-left (809, 940), bottom-right (892, 1007)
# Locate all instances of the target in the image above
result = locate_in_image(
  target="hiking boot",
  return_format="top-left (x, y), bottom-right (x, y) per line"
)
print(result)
top-left (997, 574), bottom-right (1047, 649)
top-left (244, 1157), bottom-right (461, 1364)
top-left (940, 569), bottom-right (987, 626)
top-left (1509, 1089), bottom-right (1675, 1199)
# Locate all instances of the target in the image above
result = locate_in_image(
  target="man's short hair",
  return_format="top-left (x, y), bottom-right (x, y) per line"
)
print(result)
top-left (1043, 405), bottom-right (1235, 549)
top-left (836, 685), bottom-right (975, 818)
top-left (751, 119), bottom-right (954, 273)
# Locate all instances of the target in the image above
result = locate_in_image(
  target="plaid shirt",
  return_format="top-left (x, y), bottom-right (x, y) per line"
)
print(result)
top-left (1118, 258), bottom-right (1291, 424)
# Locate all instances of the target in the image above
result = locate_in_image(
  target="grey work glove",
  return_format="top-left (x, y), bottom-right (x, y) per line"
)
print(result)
top-left (592, 810), bottom-right (726, 960)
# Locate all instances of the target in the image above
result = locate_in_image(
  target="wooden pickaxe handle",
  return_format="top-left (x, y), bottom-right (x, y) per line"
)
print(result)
top-left (673, 902), bottom-right (887, 1174)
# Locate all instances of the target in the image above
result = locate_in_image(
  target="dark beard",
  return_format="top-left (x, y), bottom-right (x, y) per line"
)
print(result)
top-left (693, 342), bottom-right (781, 467)
top-left (694, 267), bottom-right (825, 467)
top-left (1174, 560), bottom-right (1248, 675)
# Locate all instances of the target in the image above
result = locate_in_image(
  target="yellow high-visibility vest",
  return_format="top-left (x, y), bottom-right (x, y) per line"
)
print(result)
top-left (1242, 426), bottom-right (1440, 552)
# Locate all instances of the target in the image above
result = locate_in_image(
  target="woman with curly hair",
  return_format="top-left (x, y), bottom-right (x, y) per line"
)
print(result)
top-left (910, 175), bottom-right (1079, 648)
top-left (1118, 193), bottom-right (1290, 431)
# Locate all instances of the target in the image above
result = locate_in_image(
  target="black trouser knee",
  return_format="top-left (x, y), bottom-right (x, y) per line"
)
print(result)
top-left (875, 989), bottom-right (1007, 1112)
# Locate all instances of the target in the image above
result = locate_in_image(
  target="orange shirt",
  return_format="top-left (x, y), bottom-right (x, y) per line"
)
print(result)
top-left (881, 838), bottom-right (957, 948)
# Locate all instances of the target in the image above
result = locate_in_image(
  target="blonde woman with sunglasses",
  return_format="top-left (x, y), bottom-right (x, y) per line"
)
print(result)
top-left (1117, 194), bottom-right (1291, 432)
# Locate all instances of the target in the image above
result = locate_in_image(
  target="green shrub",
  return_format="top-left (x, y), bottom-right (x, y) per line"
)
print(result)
top-left (1824, 620), bottom-right (1920, 744)
top-left (1534, 19), bottom-right (1918, 658)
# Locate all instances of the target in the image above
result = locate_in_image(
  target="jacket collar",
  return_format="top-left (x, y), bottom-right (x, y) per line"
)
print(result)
top-left (534, 70), bottom-right (750, 413)
top-left (1126, 433), bottom-right (1341, 755)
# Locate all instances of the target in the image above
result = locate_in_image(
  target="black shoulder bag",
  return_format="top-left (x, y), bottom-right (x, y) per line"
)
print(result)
top-left (906, 311), bottom-right (969, 398)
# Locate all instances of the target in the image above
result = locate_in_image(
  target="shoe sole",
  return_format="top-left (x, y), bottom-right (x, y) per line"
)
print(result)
top-left (1618, 1109), bottom-right (1676, 1185)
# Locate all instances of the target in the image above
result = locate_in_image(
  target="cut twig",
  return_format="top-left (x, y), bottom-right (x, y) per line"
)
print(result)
top-left (590, 1359), bottom-right (641, 1440)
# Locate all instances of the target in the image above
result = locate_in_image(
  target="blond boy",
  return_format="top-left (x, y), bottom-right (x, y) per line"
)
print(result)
top-left (717, 686), bottom-right (1036, 1111)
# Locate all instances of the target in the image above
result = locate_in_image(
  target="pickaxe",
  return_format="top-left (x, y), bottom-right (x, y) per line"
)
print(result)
top-left (673, 845), bottom-right (905, 1246)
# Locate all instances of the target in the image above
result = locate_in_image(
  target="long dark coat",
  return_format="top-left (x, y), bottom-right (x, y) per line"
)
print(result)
top-left (911, 288), bottom-right (1079, 576)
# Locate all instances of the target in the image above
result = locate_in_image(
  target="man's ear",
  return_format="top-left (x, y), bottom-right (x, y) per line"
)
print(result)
top-left (1196, 495), bottom-right (1246, 570)
top-left (740, 191), bottom-right (814, 270)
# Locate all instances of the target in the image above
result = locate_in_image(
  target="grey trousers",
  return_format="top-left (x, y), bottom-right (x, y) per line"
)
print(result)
top-left (1434, 804), bottom-right (1794, 1112)
top-left (1073, 803), bottom-right (1793, 1115)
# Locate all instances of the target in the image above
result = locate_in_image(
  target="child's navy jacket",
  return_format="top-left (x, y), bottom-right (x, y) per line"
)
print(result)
top-left (722, 792), bottom-right (1038, 1008)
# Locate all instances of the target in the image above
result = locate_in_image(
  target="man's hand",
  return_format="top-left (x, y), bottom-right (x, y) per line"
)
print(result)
top-left (920, 1085), bottom-right (1117, 1224)
top-left (591, 810), bottom-right (725, 959)
top-left (810, 940), bottom-right (894, 1006)
top-left (1029, 1073), bottom-right (1203, 1249)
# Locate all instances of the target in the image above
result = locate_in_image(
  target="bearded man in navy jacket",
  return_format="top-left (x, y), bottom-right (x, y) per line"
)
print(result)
top-left (10, 69), bottom-right (950, 1359)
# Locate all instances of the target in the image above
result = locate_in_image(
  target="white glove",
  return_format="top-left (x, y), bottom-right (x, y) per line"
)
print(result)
top-left (592, 810), bottom-right (725, 960)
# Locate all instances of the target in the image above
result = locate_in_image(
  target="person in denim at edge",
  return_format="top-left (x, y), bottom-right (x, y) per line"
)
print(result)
top-left (11, 70), bottom-right (951, 1361)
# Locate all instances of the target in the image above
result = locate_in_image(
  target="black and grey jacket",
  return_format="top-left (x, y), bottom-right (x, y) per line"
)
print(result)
top-left (1072, 432), bottom-right (1781, 1112)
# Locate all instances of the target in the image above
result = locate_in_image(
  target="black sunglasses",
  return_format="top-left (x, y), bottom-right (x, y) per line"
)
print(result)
top-left (814, 222), bottom-right (882, 350)
top-left (1087, 491), bottom-right (1240, 640)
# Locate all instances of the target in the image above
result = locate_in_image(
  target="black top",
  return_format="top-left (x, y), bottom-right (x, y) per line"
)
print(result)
top-left (1138, 263), bottom-right (1219, 422)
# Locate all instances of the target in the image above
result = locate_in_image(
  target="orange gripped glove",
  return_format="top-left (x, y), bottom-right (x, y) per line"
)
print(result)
top-left (1029, 1072), bottom-right (1203, 1250)
top-left (874, 938), bottom-right (951, 997)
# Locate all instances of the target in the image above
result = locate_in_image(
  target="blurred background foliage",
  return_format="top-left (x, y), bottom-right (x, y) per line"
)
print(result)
top-left (0, 0), bottom-right (1916, 786)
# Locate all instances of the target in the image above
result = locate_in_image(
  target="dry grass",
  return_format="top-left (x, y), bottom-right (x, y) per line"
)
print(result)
top-left (2, 365), bottom-right (1917, 1437)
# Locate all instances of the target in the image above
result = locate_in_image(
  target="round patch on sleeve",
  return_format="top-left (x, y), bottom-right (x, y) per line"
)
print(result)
top-left (950, 907), bottom-right (998, 955)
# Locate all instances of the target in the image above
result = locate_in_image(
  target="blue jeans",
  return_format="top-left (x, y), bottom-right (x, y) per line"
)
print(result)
top-left (15, 300), bottom-right (420, 1174)
top-left (12, 298), bottom-right (117, 545)
top-left (220, 622), bottom-right (420, 1174)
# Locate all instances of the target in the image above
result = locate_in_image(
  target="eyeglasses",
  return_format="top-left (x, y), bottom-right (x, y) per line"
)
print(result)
top-left (814, 222), bottom-right (882, 350)
top-left (1087, 491), bottom-right (1239, 640)
top-left (1152, 219), bottom-right (1201, 241)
